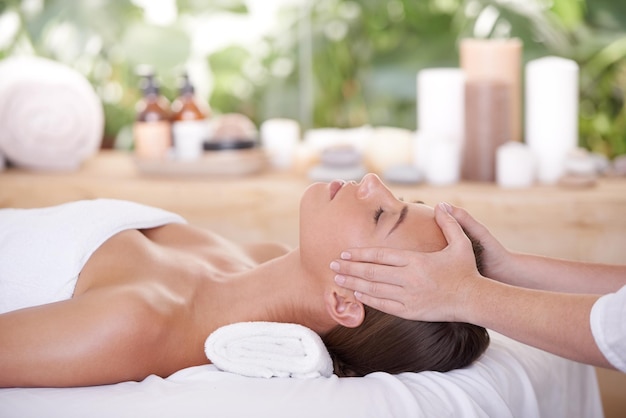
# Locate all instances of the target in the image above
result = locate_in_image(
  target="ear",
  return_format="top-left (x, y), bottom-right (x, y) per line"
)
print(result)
top-left (324, 290), bottom-right (365, 328)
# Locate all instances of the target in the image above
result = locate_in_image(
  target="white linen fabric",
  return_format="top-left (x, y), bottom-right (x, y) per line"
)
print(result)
top-left (0, 199), bottom-right (185, 314)
top-left (0, 332), bottom-right (602, 418)
top-left (0, 56), bottom-right (104, 170)
top-left (205, 321), bottom-right (333, 378)
top-left (590, 284), bottom-right (626, 372)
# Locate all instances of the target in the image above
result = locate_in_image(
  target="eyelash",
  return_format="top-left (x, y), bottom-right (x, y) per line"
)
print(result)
top-left (373, 206), bottom-right (384, 223)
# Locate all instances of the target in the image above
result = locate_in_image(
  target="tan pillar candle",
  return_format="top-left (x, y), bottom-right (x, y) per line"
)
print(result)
top-left (460, 38), bottom-right (522, 181)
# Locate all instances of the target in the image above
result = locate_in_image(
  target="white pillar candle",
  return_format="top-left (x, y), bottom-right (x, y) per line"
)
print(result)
top-left (415, 69), bottom-right (464, 179)
top-left (416, 68), bottom-right (465, 141)
top-left (525, 56), bottom-right (579, 184)
top-left (424, 137), bottom-right (462, 186)
top-left (496, 141), bottom-right (535, 188)
top-left (260, 118), bottom-right (300, 170)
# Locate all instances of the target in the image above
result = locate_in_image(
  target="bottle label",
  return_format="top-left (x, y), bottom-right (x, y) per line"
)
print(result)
top-left (134, 121), bottom-right (172, 159)
top-left (173, 120), bottom-right (208, 160)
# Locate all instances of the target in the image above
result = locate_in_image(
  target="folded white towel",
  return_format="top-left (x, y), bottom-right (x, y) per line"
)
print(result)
top-left (205, 322), bottom-right (334, 379)
top-left (0, 56), bottom-right (104, 170)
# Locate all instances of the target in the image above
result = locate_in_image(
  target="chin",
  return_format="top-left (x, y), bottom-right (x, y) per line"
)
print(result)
top-left (298, 182), bottom-right (327, 225)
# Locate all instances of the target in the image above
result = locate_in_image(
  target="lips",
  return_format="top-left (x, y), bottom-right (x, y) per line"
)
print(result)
top-left (329, 180), bottom-right (345, 200)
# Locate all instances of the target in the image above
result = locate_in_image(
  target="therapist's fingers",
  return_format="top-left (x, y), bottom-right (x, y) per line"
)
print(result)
top-left (333, 272), bottom-right (406, 301)
top-left (338, 247), bottom-right (412, 266)
top-left (334, 269), bottom-right (446, 320)
top-left (446, 204), bottom-right (492, 244)
top-left (352, 292), bottom-right (408, 318)
top-left (434, 202), bottom-right (473, 248)
top-left (333, 273), bottom-right (414, 318)
top-left (445, 203), bottom-right (511, 280)
top-left (330, 252), bottom-right (413, 286)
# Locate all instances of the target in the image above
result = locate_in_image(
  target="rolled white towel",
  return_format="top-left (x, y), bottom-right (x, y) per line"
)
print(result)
top-left (0, 56), bottom-right (104, 170)
top-left (205, 322), bottom-right (334, 379)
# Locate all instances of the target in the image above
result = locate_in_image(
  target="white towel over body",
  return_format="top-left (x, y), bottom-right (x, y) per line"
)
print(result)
top-left (205, 322), bottom-right (334, 379)
top-left (0, 199), bottom-right (185, 314)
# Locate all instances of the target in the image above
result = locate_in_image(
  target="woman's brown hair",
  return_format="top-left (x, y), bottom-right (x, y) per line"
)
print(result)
top-left (322, 232), bottom-right (489, 377)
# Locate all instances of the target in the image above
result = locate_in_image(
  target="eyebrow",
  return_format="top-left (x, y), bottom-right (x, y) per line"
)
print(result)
top-left (386, 204), bottom-right (408, 237)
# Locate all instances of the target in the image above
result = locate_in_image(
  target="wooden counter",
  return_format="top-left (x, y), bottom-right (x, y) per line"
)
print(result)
top-left (1, 150), bottom-right (624, 264)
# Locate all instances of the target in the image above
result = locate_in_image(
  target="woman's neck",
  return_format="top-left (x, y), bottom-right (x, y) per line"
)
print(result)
top-left (201, 249), bottom-right (337, 335)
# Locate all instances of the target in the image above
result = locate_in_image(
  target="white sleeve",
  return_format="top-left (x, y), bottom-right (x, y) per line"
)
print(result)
top-left (590, 285), bottom-right (626, 372)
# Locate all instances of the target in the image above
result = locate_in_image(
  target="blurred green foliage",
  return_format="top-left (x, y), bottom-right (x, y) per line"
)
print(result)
top-left (0, 0), bottom-right (624, 156)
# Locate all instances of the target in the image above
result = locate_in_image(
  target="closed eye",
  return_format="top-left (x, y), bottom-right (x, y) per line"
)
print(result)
top-left (373, 206), bottom-right (384, 223)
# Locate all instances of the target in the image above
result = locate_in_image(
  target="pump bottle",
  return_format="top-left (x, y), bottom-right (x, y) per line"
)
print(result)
top-left (133, 72), bottom-right (172, 160)
top-left (171, 73), bottom-right (210, 160)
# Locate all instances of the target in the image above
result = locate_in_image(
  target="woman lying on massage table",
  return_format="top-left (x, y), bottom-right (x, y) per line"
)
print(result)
top-left (0, 173), bottom-right (488, 387)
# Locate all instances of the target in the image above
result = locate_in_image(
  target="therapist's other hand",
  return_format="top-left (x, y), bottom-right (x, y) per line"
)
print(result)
top-left (330, 202), bottom-right (482, 322)
top-left (447, 204), bottom-right (511, 281)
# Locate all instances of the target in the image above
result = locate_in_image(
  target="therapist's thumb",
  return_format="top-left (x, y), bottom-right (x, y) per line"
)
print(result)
top-left (435, 202), bottom-right (469, 246)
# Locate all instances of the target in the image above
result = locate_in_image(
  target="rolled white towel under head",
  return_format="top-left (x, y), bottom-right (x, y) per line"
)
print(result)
top-left (0, 56), bottom-right (104, 170)
top-left (205, 321), bottom-right (334, 379)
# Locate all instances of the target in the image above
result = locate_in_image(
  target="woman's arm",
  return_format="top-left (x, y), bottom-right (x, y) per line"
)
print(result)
top-left (0, 287), bottom-right (169, 388)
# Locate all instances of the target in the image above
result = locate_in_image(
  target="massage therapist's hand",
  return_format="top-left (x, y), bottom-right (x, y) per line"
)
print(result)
top-left (439, 203), bottom-right (512, 282)
top-left (331, 203), bottom-right (486, 322)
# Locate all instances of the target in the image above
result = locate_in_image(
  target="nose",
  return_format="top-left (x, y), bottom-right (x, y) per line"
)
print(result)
top-left (357, 173), bottom-right (387, 199)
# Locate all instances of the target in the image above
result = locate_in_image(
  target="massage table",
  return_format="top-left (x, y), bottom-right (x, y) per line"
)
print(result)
top-left (0, 150), bottom-right (617, 417)
top-left (0, 331), bottom-right (602, 417)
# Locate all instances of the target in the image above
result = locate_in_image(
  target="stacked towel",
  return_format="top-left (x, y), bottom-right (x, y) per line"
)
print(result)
top-left (205, 322), bottom-right (334, 379)
top-left (0, 56), bottom-right (104, 170)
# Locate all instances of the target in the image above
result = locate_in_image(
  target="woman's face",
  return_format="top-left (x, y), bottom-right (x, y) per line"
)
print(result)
top-left (299, 173), bottom-right (446, 275)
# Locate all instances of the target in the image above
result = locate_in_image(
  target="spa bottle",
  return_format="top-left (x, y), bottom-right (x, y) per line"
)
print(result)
top-left (171, 73), bottom-right (210, 160)
top-left (133, 73), bottom-right (172, 160)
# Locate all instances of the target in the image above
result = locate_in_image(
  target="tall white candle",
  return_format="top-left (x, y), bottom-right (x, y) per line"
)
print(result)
top-left (417, 68), bottom-right (465, 140)
top-left (525, 56), bottom-right (579, 184)
top-left (415, 68), bottom-right (465, 176)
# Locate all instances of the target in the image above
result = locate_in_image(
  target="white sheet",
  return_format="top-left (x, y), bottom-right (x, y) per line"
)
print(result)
top-left (0, 332), bottom-right (603, 418)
